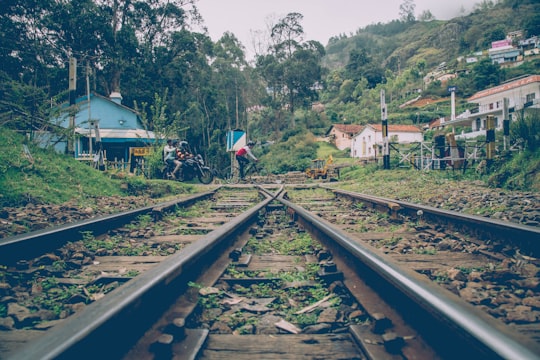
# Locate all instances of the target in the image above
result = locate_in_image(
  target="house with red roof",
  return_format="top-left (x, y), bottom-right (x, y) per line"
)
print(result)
top-left (325, 124), bottom-right (364, 150)
top-left (351, 124), bottom-right (423, 159)
top-left (444, 74), bottom-right (540, 139)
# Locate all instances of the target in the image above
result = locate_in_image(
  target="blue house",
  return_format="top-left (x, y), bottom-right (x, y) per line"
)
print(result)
top-left (49, 92), bottom-right (156, 163)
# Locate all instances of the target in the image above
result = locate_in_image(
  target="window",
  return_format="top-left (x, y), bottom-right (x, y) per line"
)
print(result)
top-left (526, 93), bottom-right (535, 103)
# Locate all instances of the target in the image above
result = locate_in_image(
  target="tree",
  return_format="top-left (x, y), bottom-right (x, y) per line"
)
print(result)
top-left (472, 58), bottom-right (501, 89)
top-left (256, 13), bottom-right (325, 129)
top-left (475, 0), bottom-right (495, 12)
top-left (484, 26), bottom-right (506, 47)
top-left (418, 10), bottom-right (435, 22)
top-left (346, 48), bottom-right (370, 80)
top-left (283, 42), bottom-right (325, 112)
top-left (399, 0), bottom-right (416, 22)
top-left (212, 32), bottom-right (248, 129)
top-left (345, 48), bottom-right (384, 89)
top-left (105, 0), bottom-right (196, 93)
top-left (270, 12), bottom-right (304, 58)
top-left (0, 0), bottom-right (67, 132)
top-left (523, 12), bottom-right (540, 37)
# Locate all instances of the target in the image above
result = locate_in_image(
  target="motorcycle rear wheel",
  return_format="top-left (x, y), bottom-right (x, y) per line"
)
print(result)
top-left (198, 168), bottom-right (214, 184)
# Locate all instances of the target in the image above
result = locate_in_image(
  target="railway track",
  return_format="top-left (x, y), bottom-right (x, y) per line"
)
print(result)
top-left (1, 184), bottom-right (539, 359)
top-left (287, 186), bottom-right (540, 343)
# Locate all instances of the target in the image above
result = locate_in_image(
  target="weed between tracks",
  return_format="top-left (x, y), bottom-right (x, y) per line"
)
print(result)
top-left (0, 188), bottom-right (262, 333)
top-left (0, 207), bottom-right (202, 328)
top-left (188, 208), bottom-right (369, 335)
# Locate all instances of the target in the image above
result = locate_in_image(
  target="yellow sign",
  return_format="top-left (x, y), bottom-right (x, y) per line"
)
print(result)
top-left (131, 147), bottom-right (152, 156)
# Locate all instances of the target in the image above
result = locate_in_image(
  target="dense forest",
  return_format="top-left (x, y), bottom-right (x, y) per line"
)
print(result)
top-left (1, 0), bottom-right (539, 171)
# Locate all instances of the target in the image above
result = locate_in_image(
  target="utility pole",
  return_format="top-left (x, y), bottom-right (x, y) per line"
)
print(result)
top-left (486, 115), bottom-right (495, 169)
top-left (449, 86), bottom-right (457, 121)
top-left (68, 57), bottom-right (77, 156)
top-left (381, 90), bottom-right (390, 169)
top-left (85, 62), bottom-right (104, 170)
top-left (503, 98), bottom-right (509, 151)
top-left (86, 62), bottom-right (92, 157)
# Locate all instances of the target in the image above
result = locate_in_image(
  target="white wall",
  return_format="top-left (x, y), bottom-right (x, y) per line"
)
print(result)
top-left (351, 127), bottom-right (423, 159)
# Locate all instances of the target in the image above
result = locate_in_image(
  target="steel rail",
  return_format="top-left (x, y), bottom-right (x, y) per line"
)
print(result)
top-left (8, 188), bottom-right (280, 360)
top-left (0, 190), bottom-right (218, 265)
top-left (327, 187), bottom-right (540, 256)
top-left (278, 193), bottom-right (540, 360)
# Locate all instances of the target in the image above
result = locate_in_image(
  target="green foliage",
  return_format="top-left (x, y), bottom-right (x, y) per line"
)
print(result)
top-left (456, 112), bottom-right (540, 190)
top-left (316, 141), bottom-right (350, 161)
top-left (2, 0), bottom-right (539, 196)
top-left (260, 133), bottom-right (318, 173)
top-left (337, 148), bottom-right (539, 194)
top-left (255, 12), bottom-right (325, 129)
top-left (487, 149), bottom-right (540, 191)
top-left (472, 58), bottom-right (502, 89)
top-left (0, 128), bottom-right (195, 207)
top-left (321, 1), bottom-right (538, 131)
top-left (0, 129), bottom-right (123, 207)
top-left (32, 277), bottom-right (85, 316)
top-left (511, 111), bottom-right (540, 151)
top-left (246, 229), bottom-right (321, 256)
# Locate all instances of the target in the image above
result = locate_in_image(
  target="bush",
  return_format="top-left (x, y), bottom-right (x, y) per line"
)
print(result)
top-left (511, 111), bottom-right (540, 151)
top-left (261, 133), bottom-right (318, 174)
top-left (487, 149), bottom-right (540, 191)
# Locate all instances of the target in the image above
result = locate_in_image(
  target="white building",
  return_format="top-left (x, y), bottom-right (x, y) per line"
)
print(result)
top-left (444, 74), bottom-right (540, 139)
top-left (351, 124), bottom-right (423, 159)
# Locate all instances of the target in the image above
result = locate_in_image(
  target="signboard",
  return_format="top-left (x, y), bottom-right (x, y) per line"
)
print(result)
top-left (491, 39), bottom-right (511, 48)
top-left (448, 86), bottom-right (457, 92)
top-left (130, 147), bottom-right (152, 156)
top-left (226, 129), bottom-right (246, 152)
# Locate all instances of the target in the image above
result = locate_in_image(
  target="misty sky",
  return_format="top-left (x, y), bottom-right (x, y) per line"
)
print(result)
top-left (196, 0), bottom-right (479, 60)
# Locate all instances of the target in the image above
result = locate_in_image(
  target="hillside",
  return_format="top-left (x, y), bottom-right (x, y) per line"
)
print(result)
top-left (323, 1), bottom-right (539, 73)
top-left (310, 0), bottom-right (540, 133)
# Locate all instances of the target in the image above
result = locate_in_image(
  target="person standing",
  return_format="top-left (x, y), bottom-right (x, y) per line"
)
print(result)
top-left (235, 140), bottom-right (258, 180)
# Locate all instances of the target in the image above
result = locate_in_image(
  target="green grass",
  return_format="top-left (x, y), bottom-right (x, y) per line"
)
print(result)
top-left (1, 126), bottom-right (537, 209)
top-left (0, 130), bottom-right (122, 206)
top-left (0, 128), bottom-right (200, 207)
top-left (315, 142), bottom-right (350, 165)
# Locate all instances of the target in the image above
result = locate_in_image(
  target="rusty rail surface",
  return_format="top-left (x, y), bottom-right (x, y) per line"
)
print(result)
top-left (6, 187), bottom-right (279, 360)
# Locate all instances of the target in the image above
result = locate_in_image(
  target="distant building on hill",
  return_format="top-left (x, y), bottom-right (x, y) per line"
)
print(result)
top-left (489, 39), bottom-right (520, 64)
top-left (325, 124), bottom-right (364, 150)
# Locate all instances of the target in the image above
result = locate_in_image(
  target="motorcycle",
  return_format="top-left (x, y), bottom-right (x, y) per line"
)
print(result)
top-left (162, 153), bottom-right (214, 184)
